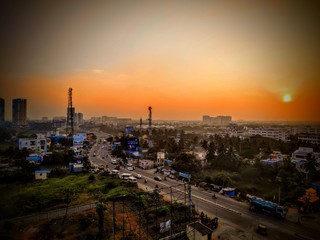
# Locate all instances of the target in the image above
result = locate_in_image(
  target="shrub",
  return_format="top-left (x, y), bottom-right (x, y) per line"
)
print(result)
top-left (88, 174), bottom-right (95, 181)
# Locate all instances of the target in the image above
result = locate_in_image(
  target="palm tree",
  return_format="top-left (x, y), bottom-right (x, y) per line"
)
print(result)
top-left (304, 153), bottom-right (319, 181)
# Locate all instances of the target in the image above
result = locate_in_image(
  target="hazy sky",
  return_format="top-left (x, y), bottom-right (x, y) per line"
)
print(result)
top-left (1, 0), bottom-right (320, 121)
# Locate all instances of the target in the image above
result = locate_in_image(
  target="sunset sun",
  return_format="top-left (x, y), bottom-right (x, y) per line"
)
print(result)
top-left (282, 94), bottom-right (292, 103)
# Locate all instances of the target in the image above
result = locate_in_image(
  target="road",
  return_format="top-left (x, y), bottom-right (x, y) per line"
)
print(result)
top-left (89, 134), bottom-right (317, 240)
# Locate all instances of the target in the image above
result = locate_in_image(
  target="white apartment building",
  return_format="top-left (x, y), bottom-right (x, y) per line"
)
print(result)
top-left (19, 134), bottom-right (51, 153)
top-left (248, 128), bottom-right (289, 141)
top-left (298, 134), bottom-right (320, 145)
top-left (291, 147), bottom-right (320, 173)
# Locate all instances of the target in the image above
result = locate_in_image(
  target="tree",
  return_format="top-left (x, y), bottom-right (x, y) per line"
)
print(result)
top-left (61, 188), bottom-right (78, 225)
top-left (304, 153), bottom-right (319, 181)
top-left (206, 142), bottom-right (215, 165)
top-left (201, 139), bottom-right (208, 150)
top-left (277, 159), bottom-right (305, 203)
top-left (172, 153), bottom-right (200, 175)
top-left (96, 202), bottom-right (105, 238)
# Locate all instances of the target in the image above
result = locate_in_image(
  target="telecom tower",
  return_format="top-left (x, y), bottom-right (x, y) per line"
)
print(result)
top-left (148, 106), bottom-right (152, 134)
top-left (66, 88), bottom-right (74, 136)
top-left (139, 117), bottom-right (142, 135)
top-left (148, 106), bottom-right (153, 147)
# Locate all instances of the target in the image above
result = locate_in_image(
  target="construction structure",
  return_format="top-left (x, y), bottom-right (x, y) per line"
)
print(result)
top-left (110, 183), bottom-right (194, 240)
top-left (66, 88), bottom-right (74, 136)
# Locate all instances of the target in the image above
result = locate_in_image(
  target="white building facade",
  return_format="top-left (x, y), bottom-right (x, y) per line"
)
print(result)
top-left (19, 134), bottom-right (51, 153)
top-left (248, 128), bottom-right (289, 141)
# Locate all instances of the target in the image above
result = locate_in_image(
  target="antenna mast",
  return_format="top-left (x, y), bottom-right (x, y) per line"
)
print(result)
top-left (66, 88), bottom-right (74, 136)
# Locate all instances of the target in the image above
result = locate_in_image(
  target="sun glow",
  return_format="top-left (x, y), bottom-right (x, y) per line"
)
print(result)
top-left (282, 94), bottom-right (292, 103)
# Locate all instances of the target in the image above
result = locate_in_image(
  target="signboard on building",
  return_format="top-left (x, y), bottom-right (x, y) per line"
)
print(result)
top-left (179, 172), bottom-right (191, 179)
top-left (126, 137), bottom-right (139, 153)
top-left (125, 126), bottom-right (134, 133)
top-left (157, 152), bottom-right (165, 159)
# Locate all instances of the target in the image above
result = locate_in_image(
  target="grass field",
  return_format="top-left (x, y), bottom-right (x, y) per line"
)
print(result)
top-left (0, 173), bottom-right (126, 219)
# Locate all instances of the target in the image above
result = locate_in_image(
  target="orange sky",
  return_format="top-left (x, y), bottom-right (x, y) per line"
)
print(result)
top-left (0, 1), bottom-right (319, 121)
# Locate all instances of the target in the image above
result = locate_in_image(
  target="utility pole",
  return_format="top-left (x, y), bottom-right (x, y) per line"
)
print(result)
top-left (112, 199), bottom-right (115, 240)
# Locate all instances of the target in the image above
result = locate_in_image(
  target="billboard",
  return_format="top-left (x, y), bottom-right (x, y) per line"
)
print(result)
top-left (125, 126), bottom-right (134, 133)
top-left (73, 133), bottom-right (86, 146)
top-left (179, 172), bottom-right (191, 179)
top-left (126, 137), bottom-right (139, 153)
top-left (112, 141), bottom-right (121, 150)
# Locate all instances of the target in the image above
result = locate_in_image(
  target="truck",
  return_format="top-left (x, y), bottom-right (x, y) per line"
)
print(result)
top-left (249, 197), bottom-right (287, 219)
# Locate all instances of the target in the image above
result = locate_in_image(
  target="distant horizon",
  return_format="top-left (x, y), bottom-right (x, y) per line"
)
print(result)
top-left (4, 113), bottom-right (320, 125)
top-left (1, 96), bottom-right (319, 124)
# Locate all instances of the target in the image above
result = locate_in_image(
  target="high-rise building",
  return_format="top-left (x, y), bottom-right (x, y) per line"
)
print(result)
top-left (202, 115), bottom-right (232, 126)
top-left (12, 98), bottom-right (27, 127)
top-left (74, 112), bottom-right (84, 125)
top-left (0, 98), bottom-right (4, 124)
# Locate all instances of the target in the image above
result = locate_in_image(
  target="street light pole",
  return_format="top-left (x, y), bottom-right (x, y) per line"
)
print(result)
top-left (276, 176), bottom-right (282, 205)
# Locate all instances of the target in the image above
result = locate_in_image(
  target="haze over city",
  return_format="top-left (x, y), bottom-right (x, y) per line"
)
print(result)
top-left (1, 0), bottom-right (320, 122)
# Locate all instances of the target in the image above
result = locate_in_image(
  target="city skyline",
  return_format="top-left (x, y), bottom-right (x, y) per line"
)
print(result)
top-left (1, 1), bottom-right (320, 122)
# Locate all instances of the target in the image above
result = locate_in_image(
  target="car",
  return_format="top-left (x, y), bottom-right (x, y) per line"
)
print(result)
top-left (135, 174), bottom-right (142, 179)
top-left (127, 166), bottom-right (134, 171)
top-left (111, 159), bottom-right (118, 164)
top-left (154, 176), bottom-right (162, 181)
top-left (169, 174), bottom-right (176, 179)
top-left (111, 169), bottom-right (120, 175)
top-left (98, 164), bottom-right (105, 170)
top-left (256, 224), bottom-right (268, 236)
top-left (209, 184), bottom-right (222, 192)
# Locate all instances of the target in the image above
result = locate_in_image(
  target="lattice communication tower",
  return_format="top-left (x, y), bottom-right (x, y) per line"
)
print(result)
top-left (66, 88), bottom-right (74, 136)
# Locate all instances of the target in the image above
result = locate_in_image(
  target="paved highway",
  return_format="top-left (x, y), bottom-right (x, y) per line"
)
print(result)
top-left (89, 135), bottom-right (317, 240)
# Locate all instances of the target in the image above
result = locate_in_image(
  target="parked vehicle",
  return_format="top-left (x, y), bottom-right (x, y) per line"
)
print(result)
top-left (111, 169), bottom-right (120, 175)
top-left (249, 197), bottom-right (287, 219)
top-left (154, 176), bottom-right (162, 181)
top-left (120, 173), bottom-right (132, 181)
top-left (128, 176), bottom-right (137, 183)
top-left (135, 174), bottom-right (142, 179)
top-left (168, 174), bottom-right (176, 179)
top-left (98, 164), bottom-right (105, 171)
top-left (209, 184), bottom-right (223, 192)
top-left (111, 159), bottom-right (118, 164)
top-left (256, 224), bottom-right (268, 236)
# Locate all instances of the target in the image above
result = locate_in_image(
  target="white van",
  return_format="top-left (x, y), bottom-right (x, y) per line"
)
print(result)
top-left (111, 169), bottom-right (120, 175)
top-left (128, 176), bottom-right (137, 183)
top-left (120, 173), bottom-right (132, 181)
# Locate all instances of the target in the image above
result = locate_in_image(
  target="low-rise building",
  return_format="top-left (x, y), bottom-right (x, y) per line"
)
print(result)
top-left (186, 221), bottom-right (213, 240)
top-left (19, 134), bottom-right (51, 153)
top-left (291, 147), bottom-right (320, 173)
top-left (298, 134), bottom-right (320, 145)
top-left (248, 128), bottom-right (289, 141)
top-left (35, 170), bottom-right (50, 180)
